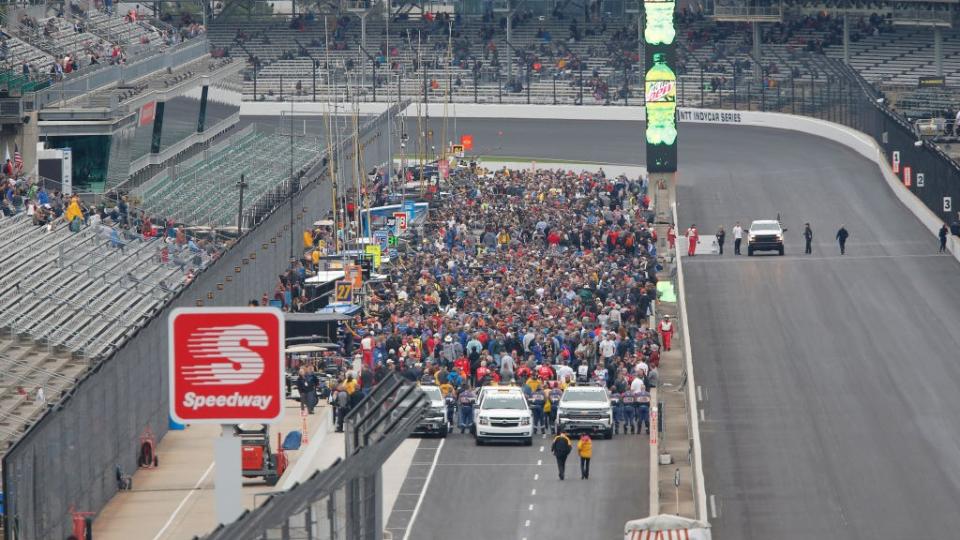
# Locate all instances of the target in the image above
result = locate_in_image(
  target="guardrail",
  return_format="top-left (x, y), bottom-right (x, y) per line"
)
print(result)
top-left (28, 39), bottom-right (210, 110)
top-left (127, 110), bottom-right (240, 173)
top-left (672, 202), bottom-right (709, 522)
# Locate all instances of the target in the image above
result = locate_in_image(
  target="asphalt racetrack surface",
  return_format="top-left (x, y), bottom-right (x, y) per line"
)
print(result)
top-left (235, 115), bottom-right (960, 538)
top-left (399, 430), bottom-right (649, 540)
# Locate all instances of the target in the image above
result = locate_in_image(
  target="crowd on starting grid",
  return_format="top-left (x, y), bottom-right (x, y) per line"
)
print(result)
top-left (291, 163), bottom-right (679, 436)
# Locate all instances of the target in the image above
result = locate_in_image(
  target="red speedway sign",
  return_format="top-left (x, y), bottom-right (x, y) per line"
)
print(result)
top-left (169, 307), bottom-right (285, 424)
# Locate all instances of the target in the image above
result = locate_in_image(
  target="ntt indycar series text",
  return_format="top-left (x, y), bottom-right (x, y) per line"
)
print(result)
top-left (182, 392), bottom-right (275, 411)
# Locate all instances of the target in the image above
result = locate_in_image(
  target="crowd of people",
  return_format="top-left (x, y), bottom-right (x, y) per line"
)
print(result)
top-left (278, 163), bottom-right (677, 444)
top-left (286, 163), bottom-right (674, 439)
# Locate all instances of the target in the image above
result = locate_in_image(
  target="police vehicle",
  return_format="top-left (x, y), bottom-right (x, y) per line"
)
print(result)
top-left (556, 385), bottom-right (614, 439)
top-left (412, 385), bottom-right (450, 437)
top-left (474, 386), bottom-right (533, 446)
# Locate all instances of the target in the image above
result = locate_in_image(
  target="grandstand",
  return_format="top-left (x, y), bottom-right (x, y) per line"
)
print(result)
top-left (134, 125), bottom-right (323, 228)
top-left (205, 0), bottom-right (960, 111)
top-left (0, 212), bottom-right (211, 449)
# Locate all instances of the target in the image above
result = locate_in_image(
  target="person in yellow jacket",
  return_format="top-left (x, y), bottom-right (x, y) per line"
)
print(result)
top-left (577, 434), bottom-right (593, 479)
top-left (64, 196), bottom-right (83, 225)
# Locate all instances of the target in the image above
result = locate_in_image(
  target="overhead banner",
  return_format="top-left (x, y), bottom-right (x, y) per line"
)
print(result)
top-left (644, 0), bottom-right (677, 173)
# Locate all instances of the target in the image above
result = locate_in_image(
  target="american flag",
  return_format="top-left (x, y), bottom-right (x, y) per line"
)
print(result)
top-left (13, 144), bottom-right (22, 173)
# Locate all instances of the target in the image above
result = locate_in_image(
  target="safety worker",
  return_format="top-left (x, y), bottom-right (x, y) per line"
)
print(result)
top-left (530, 385), bottom-right (547, 434)
top-left (637, 388), bottom-right (651, 434)
top-left (803, 223), bottom-right (814, 255)
top-left (939, 223), bottom-right (948, 253)
top-left (551, 431), bottom-right (573, 480)
top-left (547, 382), bottom-right (564, 434)
top-left (443, 388), bottom-right (457, 433)
top-left (457, 383), bottom-right (476, 434)
top-left (686, 224), bottom-right (699, 257)
top-left (621, 386), bottom-right (637, 434)
top-left (610, 388), bottom-right (622, 435)
top-left (577, 434), bottom-right (593, 479)
top-left (657, 315), bottom-right (674, 352)
top-left (716, 225), bottom-right (726, 255)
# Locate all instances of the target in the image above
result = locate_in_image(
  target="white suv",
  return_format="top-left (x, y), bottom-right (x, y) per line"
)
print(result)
top-left (475, 387), bottom-right (533, 446)
top-left (556, 386), bottom-right (614, 439)
top-left (747, 219), bottom-right (785, 256)
top-left (412, 386), bottom-right (450, 438)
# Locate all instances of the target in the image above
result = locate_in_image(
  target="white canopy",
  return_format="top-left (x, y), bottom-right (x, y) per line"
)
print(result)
top-left (624, 515), bottom-right (711, 540)
top-left (285, 344), bottom-right (330, 354)
top-left (304, 271), bottom-right (345, 285)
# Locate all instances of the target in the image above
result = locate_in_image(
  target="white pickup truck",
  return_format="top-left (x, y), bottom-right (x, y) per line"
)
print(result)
top-left (556, 385), bottom-right (614, 439)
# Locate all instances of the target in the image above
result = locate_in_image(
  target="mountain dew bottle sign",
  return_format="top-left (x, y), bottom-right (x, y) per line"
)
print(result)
top-left (645, 54), bottom-right (677, 146)
top-left (644, 0), bottom-right (676, 45)
top-left (644, 0), bottom-right (678, 173)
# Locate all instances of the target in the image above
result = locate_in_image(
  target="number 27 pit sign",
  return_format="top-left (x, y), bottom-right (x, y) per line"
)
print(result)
top-left (169, 307), bottom-right (285, 424)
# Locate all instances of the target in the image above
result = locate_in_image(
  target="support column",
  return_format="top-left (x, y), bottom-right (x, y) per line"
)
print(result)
top-left (752, 21), bottom-right (762, 79)
top-left (361, 14), bottom-right (367, 89)
top-left (935, 25), bottom-right (944, 78)
top-left (652, 173), bottom-right (675, 225)
top-left (150, 100), bottom-right (166, 154)
top-left (197, 84), bottom-right (209, 133)
top-left (506, 15), bottom-right (513, 82)
top-left (21, 111), bottom-right (38, 178)
top-left (843, 13), bottom-right (850, 65)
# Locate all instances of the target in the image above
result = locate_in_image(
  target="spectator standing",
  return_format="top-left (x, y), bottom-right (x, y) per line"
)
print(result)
top-left (551, 431), bottom-right (573, 480)
top-left (732, 221), bottom-right (743, 255)
top-left (836, 225), bottom-right (849, 255)
top-left (296, 366), bottom-right (319, 414)
top-left (577, 434), bottom-right (592, 479)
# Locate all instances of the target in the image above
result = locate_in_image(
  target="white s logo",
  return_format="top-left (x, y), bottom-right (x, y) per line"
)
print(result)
top-left (180, 324), bottom-right (268, 385)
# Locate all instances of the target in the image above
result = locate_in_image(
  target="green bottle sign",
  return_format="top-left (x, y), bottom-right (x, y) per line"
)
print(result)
top-left (645, 52), bottom-right (677, 146)
top-left (644, 0), bottom-right (676, 45)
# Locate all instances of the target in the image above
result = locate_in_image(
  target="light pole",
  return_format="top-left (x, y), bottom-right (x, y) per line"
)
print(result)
top-left (289, 100), bottom-right (295, 259)
top-left (237, 173), bottom-right (247, 234)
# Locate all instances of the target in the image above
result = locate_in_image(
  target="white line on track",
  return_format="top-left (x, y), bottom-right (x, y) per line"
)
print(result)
top-left (152, 461), bottom-right (215, 540)
top-left (534, 473), bottom-right (539, 480)
top-left (537, 459), bottom-right (542, 466)
top-left (697, 385), bottom-right (703, 402)
top-left (699, 409), bottom-right (705, 422)
top-left (525, 520), bottom-right (531, 527)
top-left (539, 445), bottom-right (544, 452)
top-left (710, 494), bottom-right (719, 518)
top-left (528, 504), bottom-right (534, 511)
top-left (402, 439), bottom-right (445, 540)
top-left (531, 489), bottom-right (537, 496)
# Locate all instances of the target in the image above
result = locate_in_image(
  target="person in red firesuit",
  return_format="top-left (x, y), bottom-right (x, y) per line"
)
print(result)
top-left (687, 224), bottom-right (699, 256)
top-left (657, 315), bottom-right (674, 352)
top-left (667, 225), bottom-right (676, 250)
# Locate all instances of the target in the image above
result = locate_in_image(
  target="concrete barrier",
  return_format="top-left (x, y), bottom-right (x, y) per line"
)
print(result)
top-left (672, 203), bottom-right (709, 522)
